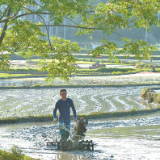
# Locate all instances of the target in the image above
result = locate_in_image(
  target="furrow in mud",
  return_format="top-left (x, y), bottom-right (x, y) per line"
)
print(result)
top-left (0, 86), bottom-right (157, 118)
top-left (10, 115), bottom-right (160, 149)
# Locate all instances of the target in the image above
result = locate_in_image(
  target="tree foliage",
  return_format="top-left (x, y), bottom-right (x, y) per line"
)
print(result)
top-left (0, 0), bottom-right (159, 81)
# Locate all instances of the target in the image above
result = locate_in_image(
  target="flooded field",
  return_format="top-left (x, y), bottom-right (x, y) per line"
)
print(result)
top-left (1, 115), bottom-right (160, 160)
top-left (0, 75), bottom-right (160, 159)
top-left (0, 85), bottom-right (159, 118)
top-left (0, 73), bottom-right (160, 87)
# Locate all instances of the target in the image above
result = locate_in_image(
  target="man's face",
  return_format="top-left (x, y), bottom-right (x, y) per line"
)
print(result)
top-left (60, 91), bottom-right (67, 99)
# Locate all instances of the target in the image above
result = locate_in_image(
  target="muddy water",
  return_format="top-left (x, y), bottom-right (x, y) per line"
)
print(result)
top-left (0, 123), bottom-right (91, 160)
top-left (0, 85), bottom-right (159, 118)
top-left (86, 122), bottom-right (160, 159)
top-left (1, 114), bottom-right (160, 160)
top-left (0, 84), bottom-right (160, 159)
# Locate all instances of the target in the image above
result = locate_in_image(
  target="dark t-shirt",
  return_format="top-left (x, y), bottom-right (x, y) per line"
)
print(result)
top-left (53, 98), bottom-right (77, 119)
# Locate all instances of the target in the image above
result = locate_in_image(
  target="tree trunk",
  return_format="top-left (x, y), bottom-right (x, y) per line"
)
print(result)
top-left (0, 7), bottom-right (11, 46)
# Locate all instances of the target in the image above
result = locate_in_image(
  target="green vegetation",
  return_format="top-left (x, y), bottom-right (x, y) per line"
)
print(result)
top-left (0, 65), bottom-right (159, 79)
top-left (0, 114), bottom-right (53, 124)
top-left (0, 67), bottom-right (139, 78)
top-left (0, 145), bottom-right (39, 160)
top-left (0, 73), bottom-right (32, 78)
top-left (0, 1), bottom-right (160, 82)
top-left (73, 54), bottom-right (160, 61)
top-left (131, 108), bottom-right (137, 112)
top-left (141, 87), bottom-right (160, 104)
top-left (141, 88), bottom-right (150, 99)
top-left (74, 67), bottom-right (154, 75)
top-left (1, 108), bottom-right (160, 124)
top-left (2, 68), bottom-right (47, 74)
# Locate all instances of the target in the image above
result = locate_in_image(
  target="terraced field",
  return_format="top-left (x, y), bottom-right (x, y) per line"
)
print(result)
top-left (0, 86), bottom-right (158, 118)
top-left (1, 72), bottom-right (160, 87)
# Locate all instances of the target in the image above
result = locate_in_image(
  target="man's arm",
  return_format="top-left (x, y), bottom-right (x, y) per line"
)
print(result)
top-left (70, 99), bottom-right (77, 119)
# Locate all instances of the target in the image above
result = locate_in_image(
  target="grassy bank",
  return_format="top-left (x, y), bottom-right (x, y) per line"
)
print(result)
top-left (1, 108), bottom-right (160, 124)
top-left (0, 67), bottom-right (158, 79)
top-left (0, 68), bottom-right (47, 74)
top-left (0, 146), bottom-right (39, 160)
top-left (0, 83), bottom-right (160, 90)
top-left (0, 73), bottom-right (34, 78)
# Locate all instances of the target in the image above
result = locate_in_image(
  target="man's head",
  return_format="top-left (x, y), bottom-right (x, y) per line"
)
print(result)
top-left (60, 89), bottom-right (67, 100)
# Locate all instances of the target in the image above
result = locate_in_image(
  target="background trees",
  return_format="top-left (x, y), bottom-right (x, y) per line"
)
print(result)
top-left (0, 0), bottom-right (160, 81)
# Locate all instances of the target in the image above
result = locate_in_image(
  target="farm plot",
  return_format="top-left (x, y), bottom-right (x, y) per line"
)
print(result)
top-left (0, 86), bottom-right (155, 118)
top-left (6, 115), bottom-right (160, 160)
top-left (0, 73), bottom-right (160, 87)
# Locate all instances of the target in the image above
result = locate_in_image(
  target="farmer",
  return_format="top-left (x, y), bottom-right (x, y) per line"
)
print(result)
top-left (53, 89), bottom-right (77, 141)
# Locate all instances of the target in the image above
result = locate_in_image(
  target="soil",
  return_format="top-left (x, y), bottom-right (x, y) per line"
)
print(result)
top-left (1, 115), bottom-right (160, 160)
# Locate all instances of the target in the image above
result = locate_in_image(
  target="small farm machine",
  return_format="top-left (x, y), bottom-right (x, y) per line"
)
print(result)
top-left (46, 118), bottom-right (94, 151)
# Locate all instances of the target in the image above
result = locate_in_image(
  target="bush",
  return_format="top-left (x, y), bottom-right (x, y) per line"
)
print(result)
top-left (114, 71), bottom-right (123, 74)
top-left (0, 145), bottom-right (39, 160)
top-left (31, 84), bottom-right (41, 87)
top-left (78, 48), bottom-right (92, 53)
top-left (154, 93), bottom-right (160, 104)
top-left (141, 88), bottom-right (150, 99)
top-left (96, 67), bottom-right (135, 73)
top-left (131, 108), bottom-right (137, 112)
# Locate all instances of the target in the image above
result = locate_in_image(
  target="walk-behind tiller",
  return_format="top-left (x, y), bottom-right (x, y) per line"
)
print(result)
top-left (46, 118), bottom-right (94, 151)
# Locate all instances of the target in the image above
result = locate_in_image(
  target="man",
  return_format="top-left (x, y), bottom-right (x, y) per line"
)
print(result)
top-left (53, 89), bottom-right (77, 141)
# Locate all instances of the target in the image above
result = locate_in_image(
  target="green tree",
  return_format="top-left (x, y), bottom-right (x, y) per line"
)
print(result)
top-left (0, 0), bottom-right (92, 81)
top-left (76, 0), bottom-right (159, 63)
top-left (0, 0), bottom-right (159, 81)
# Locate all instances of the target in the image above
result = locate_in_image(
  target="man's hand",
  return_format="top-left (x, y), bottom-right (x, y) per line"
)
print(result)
top-left (53, 118), bottom-right (57, 123)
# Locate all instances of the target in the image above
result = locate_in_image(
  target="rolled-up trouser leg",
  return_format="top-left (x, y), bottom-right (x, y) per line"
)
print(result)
top-left (59, 119), bottom-right (70, 141)
top-left (60, 128), bottom-right (65, 140)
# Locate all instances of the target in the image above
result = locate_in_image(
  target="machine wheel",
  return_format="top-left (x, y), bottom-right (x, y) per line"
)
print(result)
top-left (87, 143), bottom-right (90, 150)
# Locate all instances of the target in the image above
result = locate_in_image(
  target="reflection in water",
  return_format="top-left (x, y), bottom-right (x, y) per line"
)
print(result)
top-left (56, 153), bottom-right (90, 160)
top-left (0, 78), bottom-right (45, 87)
top-left (87, 124), bottom-right (160, 139)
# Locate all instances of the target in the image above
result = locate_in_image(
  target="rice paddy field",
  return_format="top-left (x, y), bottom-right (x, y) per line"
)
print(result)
top-left (1, 45), bottom-right (160, 159)
top-left (0, 85), bottom-right (159, 118)
top-left (1, 74), bottom-right (160, 160)
top-left (0, 72), bottom-right (160, 87)
top-left (0, 73), bottom-right (160, 118)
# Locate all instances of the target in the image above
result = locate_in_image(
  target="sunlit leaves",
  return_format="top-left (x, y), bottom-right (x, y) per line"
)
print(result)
top-left (0, 0), bottom-right (160, 81)
top-left (0, 0), bottom-right (91, 82)
top-left (89, 38), bottom-right (119, 62)
top-left (118, 38), bottom-right (157, 60)
top-left (38, 0), bottom-right (92, 25)
top-left (2, 19), bottom-right (48, 58)
top-left (77, 0), bottom-right (160, 64)
top-left (41, 36), bottom-right (80, 82)
top-left (0, 53), bottom-right (10, 71)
